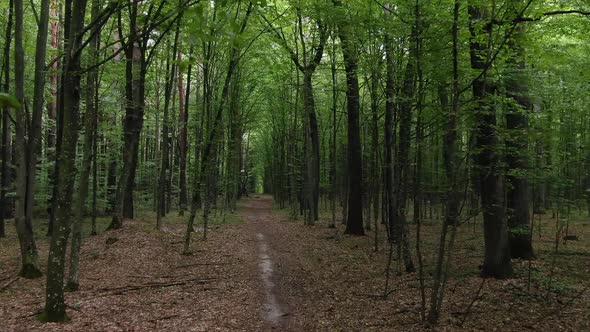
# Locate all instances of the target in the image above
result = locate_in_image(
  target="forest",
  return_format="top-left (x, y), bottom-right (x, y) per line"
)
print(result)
top-left (0, 0), bottom-right (589, 330)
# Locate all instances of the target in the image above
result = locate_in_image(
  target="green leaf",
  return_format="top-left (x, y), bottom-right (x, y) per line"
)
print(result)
top-left (0, 93), bottom-right (20, 109)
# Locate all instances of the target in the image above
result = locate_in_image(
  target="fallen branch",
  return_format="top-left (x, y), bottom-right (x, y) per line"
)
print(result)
top-left (175, 262), bottom-right (231, 269)
top-left (148, 314), bottom-right (180, 322)
top-left (0, 276), bottom-right (19, 292)
top-left (99, 277), bottom-right (217, 295)
top-left (458, 279), bottom-right (486, 327)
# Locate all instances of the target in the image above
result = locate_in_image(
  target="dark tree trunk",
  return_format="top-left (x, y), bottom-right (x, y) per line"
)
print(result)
top-left (0, 0), bottom-right (14, 238)
top-left (46, 0), bottom-right (60, 235)
top-left (505, 20), bottom-right (534, 260)
top-left (14, 0), bottom-right (43, 278)
top-left (384, 26), bottom-right (395, 241)
top-left (393, 22), bottom-right (417, 273)
top-left (333, 1), bottom-right (364, 235)
top-left (109, 2), bottom-right (145, 229)
top-left (469, 4), bottom-right (512, 279)
top-left (302, 72), bottom-right (320, 224)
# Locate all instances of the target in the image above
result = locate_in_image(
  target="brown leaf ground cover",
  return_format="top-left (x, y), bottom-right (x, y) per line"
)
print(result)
top-left (1, 195), bottom-right (589, 331)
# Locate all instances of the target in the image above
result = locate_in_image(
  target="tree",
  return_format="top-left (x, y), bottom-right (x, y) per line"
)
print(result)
top-left (261, 4), bottom-right (328, 225)
top-left (13, 0), bottom-right (45, 278)
top-left (0, 0), bottom-right (14, 239)
top-left (43, 0), bottom-right (88, 321)
top-left (333, 0), bottom-right (364, 235)
top-left (504, 0), bottom-right (534, 260)
top-left (468, 1), bottom-right (512, 279)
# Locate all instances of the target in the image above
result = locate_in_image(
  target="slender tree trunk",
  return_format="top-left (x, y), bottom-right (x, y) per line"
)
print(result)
top-left (184, 4), bottom-right (253, 253)
top-left (428, 0), bottom-right (461, 322)
top-left (0, 0), bottom-right (14, 238)
top-left (43, 0), bottom-right (87, 321)
top-left (158, 24), bottom-right (181, 229)
top-left (46, 0), bottom-right (60, 236)
top-left (329, 36), bottom-right (337, 229)
top-left (302, 72), bottom-right (320, 225)
top-left (393, 20), bottom-right (418, 273)
top-left (384, 12), bottom-right (395, 242)
top-left (178, 46), bottom-right (191, 216)
top-left (65, 0), bottom-right (101, 292)
top-left (14, 0), bottom-right (43, 278)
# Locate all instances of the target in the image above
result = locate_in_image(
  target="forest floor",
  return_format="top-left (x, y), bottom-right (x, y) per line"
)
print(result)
top-left (1, 195), bottom-right (589, 331)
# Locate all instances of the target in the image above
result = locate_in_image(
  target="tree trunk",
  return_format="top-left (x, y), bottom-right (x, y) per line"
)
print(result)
top-left (384, 20), bottom-right (395, 242)
top-left (43, 0), bottom-right (87, 321)
top-left (469, 3), bottom-right (512, 279)
top-left (65, 0), bottom-right (101, 292)
top-left (158, 24), bottom-right (181, 229)
top-left (334, 1), bottom-right (364, 235)
top-left (184, 4), bottom-right (253, 253)
top-left (178, 47), bottom-right (191, 216)
top-left (505, 12), bottom-right (534, 260)
top-left (302, 72), bottom-right (320, 225)
top-left (0, 0), bottom-right (14, 238)
top-left (392, 19), bottom-right (418, 273)
top-left (14, 0), bottom-right (43, 278)
top-left (109, 2), bottom-right (145, 229)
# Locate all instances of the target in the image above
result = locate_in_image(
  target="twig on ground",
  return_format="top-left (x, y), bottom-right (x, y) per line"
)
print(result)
top-left (174, 262), bottom-right (231, 269)
top-left (0, 276), bottom-right (19, 292)
top-left (459, 279), bottom-right (486, 327)
top-left (98, 277), bottom-right (217, 295)
top-left (148, 314), bottom-right (180, 322)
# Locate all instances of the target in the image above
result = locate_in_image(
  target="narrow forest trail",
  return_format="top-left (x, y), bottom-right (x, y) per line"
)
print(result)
top-left (236, 195), bottom-right (301, 331)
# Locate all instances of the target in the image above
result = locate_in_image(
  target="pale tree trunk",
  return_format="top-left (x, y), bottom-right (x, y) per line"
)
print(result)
top-left (178, 46), bottom-right (190, 216)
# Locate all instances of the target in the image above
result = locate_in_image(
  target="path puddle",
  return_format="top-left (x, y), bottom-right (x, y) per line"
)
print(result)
top-left (256, 233), bottom-right (285, 325)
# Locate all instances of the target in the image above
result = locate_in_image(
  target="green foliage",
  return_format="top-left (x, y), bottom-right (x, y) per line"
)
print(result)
top-left (0, 93), bottom-right (20, 108)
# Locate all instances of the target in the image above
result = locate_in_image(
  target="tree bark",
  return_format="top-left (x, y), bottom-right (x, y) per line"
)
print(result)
top-left (505, 3), bottom-right (534, 260)
top-left (333, 0), bottom-right (364, 235)
top-left (469, 2), bottom-right (513, 279)
top-left (178, 46), bottom-right (190, 216)
top-left (43, 0), bottom-right (87, 321)
top-left (0, 0), bottom-right (14, 238)
top-left (109, 3), bottom-right (145, 229)
top-left (66, 0), bottom-right (101, 292)
top-left (14, 0), bottom-right (43, 278)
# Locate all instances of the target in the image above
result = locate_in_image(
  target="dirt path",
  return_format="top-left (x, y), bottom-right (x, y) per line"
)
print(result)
top-left (237, 195), bottom-right (300, 330)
